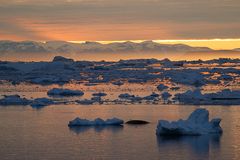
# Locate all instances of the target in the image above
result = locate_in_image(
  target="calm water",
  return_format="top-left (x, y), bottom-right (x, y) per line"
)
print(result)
top-left (0, 104), bottom-right (240, 160)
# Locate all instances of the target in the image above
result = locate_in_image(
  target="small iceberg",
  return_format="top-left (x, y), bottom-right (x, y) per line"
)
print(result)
top-left (0, 95), bottom-right (31, 105)
top-left (47, 88), bottom-right (84, 96)
top-left (156, 108), bottom-right (222, 136)
top-left (68, 117), bottom-right (124, 126)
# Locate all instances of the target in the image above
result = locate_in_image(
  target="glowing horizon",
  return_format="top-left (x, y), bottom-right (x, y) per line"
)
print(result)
top-left (68, 39), bottom-right (240, 50)
top-left (0, 0), bottom-right (240, 50)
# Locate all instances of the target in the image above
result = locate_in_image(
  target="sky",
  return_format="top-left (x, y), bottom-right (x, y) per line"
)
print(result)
top-left (0, 0), bottom-right (240, 49)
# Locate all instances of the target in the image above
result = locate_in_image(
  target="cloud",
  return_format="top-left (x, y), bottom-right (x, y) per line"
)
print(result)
top-left (0, 0), bottom-right (239, 40)
top-left (0, 19), bottom-right (52, 40)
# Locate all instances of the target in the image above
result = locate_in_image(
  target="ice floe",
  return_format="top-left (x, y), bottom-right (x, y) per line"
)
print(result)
top-left (68, 117), bottom-right (124, 126)
top-left (0, 95), bottom-right (31, 105)
top-left (30, 98), bottom-right (55, 108)
top-left (118, 93), bottom-right (142, 102)
top-left (0, 57), bottom-right (239, 89)
top-left (157, 84), bottom-right (169, 91)
top-left (0, 57), bottom-right (239, 105)
top-left (143, 92), bottom-right (160, 101)
top-left (162, 92), bottom-right (172, 101)
top-left (92, 92), bottom-right (107, 97)
top-left (47, 88), bottom-right (84, 96)
top-left (174, 89), bottom-right (240, 105)
top-left (156, 108), bottom-right (222, 136)
top-left (76, 99), bottom-right (96, 105)
top-left (112, 81), bottom-right (124, 86)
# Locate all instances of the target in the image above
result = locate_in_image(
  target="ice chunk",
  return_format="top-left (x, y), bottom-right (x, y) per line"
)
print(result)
top-left (118, 93), bottom-right (142, 102)
top-left (92, 92), bottom-right (107, 97)
top-left (0, 95), bottom-right (31, 105)
top-left (218, 74), bottom-right (233, 81)
top-left (31, 98), bottom-right (55, 108)
top-left (162, 92), bottom-right (172, 100)
top-left (156, 108), bottom-right (222, 136)
top-left (119, 93), bottom-right (135, 99)
top-left (143, 92), bottom-right (160, 101)
top-left (157, 84), bottom-right (169, 91)
top-left (76, 99), bottom-right (95, 105)
top-left (173, 89), bottom-right (206, 104)
top-left (112, 81), bottom-right (124, 86)
top-left (68, 117), bottom-right (124, 126)
top-left (47, 88), bottom-right (84, 96)
top-left (170, 86), bottom-right (180, 91)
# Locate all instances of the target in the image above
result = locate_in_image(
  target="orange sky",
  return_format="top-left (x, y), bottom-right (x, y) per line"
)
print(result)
top-left (0, 0), bottom-right (240, 49)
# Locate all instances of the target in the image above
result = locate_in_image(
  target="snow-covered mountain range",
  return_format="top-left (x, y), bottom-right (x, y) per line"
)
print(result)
top-left (0, 40), bottom-right (214, 54)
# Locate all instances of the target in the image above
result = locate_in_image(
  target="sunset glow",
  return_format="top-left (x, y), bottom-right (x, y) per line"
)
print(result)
top-left (0, 0), bottom-right (239, 50)
top-left (69, 39), bottom-right (240, 50)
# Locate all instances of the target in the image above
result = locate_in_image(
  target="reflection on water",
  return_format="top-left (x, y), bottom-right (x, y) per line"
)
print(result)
top-left (157, 134), bottom-right (221, 157)
top-left (69, 125), bottom-right (124, 134)
top-left (0, 104), bottom-right (239, 160)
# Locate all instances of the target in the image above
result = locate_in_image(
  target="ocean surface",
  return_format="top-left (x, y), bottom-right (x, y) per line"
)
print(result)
top-left (0, 104), bottom-right (240, 160)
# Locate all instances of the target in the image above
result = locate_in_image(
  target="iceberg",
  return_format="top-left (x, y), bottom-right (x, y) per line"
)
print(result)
top-left (156, 108), bottom-right (222, 136)
top-left (68, 117), bottom-right (124, 126)
top-left (47, 88), bottom-right (84, 96)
